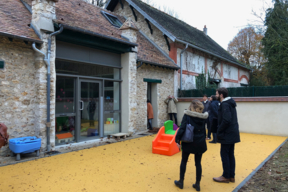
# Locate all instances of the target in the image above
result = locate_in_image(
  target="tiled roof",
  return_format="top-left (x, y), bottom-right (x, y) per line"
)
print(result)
top-left (54, 0), bottom-right (130, 44)
top-left (107, 0), bottom-right (246, 68)
top-left (23, 0), bottom-right (178, 69)
top-left (137, 32), bottom-right (179, 69)
top-left (0, 0), bottom-right (41, 43)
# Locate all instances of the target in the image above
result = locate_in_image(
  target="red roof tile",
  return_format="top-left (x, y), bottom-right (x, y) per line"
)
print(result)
top-left (19, 0), bottom-right (178, 68)
top-left (54, 0), bottom-right (129, 43)
top-left (137, 32), bottom-right (178, 69)
top-left (0, 0), bottom-right (41, 42)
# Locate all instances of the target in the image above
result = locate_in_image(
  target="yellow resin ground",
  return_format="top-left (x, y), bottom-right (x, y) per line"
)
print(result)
top-left (0, 133), bottom-right (286, 192)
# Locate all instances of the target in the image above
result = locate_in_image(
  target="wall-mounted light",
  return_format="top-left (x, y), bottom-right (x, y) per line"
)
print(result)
top-left (0, 60), bottom-right (5, 70)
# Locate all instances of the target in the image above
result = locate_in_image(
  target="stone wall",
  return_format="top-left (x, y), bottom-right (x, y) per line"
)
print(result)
top-left (32, 0), bottom-right (57, 151)
top-left (114, 1), bottom-right (170, 55)
top-left (0, 37), bottom-right (38, 155)
top-left (136, 64), bottom-right (174, 131)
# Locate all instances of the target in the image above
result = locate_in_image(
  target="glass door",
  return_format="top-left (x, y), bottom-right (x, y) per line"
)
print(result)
top-left (78, 80), bottom-right (102, 142)
top-left (55, 77), bottom-right (76, 145)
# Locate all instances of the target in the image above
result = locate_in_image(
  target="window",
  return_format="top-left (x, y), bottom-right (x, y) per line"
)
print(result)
top-left (0, 60), bottom-right (4, 70)
top-left (102, 11), bottom-right (122, 28)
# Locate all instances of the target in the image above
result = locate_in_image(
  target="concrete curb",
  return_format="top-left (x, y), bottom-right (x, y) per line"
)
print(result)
top-left (232, 138), bottom-right (288, 192)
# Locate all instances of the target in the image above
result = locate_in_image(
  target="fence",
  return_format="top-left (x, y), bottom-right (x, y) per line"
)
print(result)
top-left (178, 85), bottom-right (288, 97)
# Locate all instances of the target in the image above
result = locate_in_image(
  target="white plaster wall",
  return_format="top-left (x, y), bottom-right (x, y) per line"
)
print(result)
top-left (176, 49), bottom-right (205, 73)
top-left (240, 78), bottom-right (248, 84)
top-left (178, 73), bottom-right (196, 90)
top-left (221, 82), bottom-right (240, 88)
top-left (239, 69), bottom-right (250, 79)
top-left (176, 100), bottom-right (288, 136)
top-left (223, 63), bottom-right (238, 80)
top-left (207, 59), bottom-right (221, 79)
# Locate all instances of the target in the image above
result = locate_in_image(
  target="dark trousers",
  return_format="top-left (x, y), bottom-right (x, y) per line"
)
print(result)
top-left (169, 113), bottom-right (178, 125)
top-left (180, 152), bottom-right (203, 182)
top-left (147, 119), bottom-right (152, 130)
top-left (205, 119), bottom-right (211, 138)
top-left (89, 113), bottom-right (95, 126)
top-left (212, 133), bottom-right (218, 142)
top-left (220, 144), bottom-right (236, 179)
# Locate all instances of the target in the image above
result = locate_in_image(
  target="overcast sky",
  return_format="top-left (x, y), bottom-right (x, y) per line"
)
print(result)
top-left (145, 0), bottom-right (272, 50)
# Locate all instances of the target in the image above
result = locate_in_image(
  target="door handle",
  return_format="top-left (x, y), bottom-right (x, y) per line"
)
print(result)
top-left (80, 100), bottom-right (84, 110)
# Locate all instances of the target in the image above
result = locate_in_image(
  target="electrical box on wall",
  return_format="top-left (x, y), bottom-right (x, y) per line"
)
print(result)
top-left (0, 60), bottom-right (4, 69)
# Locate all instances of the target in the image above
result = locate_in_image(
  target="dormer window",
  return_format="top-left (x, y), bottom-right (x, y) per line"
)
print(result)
top-left (102, 11), bottom-right (122, 28)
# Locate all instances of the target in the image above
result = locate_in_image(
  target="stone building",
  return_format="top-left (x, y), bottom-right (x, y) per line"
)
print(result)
top-left (106, 0), bottom-right (251, 96)
top-left (0, 0), bottom-right (179, 155)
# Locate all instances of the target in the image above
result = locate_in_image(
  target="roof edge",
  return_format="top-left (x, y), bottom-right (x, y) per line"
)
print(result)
top-left (139, 30), bottom-right (178, 67)
top-left (0, 31), bottom-right (43, 44)
top-left (126, 0), bottom-right (176, 42)
top-left (176, 39), bottom-right (250, 70)
top-left (138, 59), bottom-right (180, 70)
top-left (20, 0), bottom-right (32, 14)
top-left (58, 23), bottom-right (138, 47)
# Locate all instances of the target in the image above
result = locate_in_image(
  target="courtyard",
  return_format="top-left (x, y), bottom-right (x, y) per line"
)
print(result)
top-left (0, 133), bottom-right (286, 192)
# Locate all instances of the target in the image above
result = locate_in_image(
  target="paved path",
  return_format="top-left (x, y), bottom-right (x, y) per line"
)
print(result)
top-left (0, 133), bottom-right (286, 192)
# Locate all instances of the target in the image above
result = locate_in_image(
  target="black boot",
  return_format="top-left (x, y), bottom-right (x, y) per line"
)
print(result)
top-left (174, 180), bottom-right (183, 189)
top-left (192, 181), bottom-right (200, 191)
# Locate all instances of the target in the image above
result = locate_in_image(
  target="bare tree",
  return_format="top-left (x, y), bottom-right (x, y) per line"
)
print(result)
top-left (83, 0), bottom-right (107, 8)
top-left (248, 0), bottom-right (273, 35)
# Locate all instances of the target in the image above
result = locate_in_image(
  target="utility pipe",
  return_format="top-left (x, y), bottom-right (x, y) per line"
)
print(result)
top-left (32, 25), bottom-right (63, 152)
top-left (180, 44), bottom-right (188, 90)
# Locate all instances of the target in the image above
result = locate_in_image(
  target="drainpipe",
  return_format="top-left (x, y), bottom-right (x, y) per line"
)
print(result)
top-left (32, 25), bottom-right (63, 152)
top-left (180, 44), bottom-right (188, 90)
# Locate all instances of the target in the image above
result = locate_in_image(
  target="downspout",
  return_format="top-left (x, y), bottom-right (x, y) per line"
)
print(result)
top-left (180, 44), bottom-right (188, 90)
top-left (32, 25), bottom-right (63, 152)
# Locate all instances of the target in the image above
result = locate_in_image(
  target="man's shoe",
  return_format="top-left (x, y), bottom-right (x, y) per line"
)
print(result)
top-left (230, 178), bottom-right (235, 183)
top-left (213, 176), bottom-right (230, 183)
top-left (209, 140), bottom-right (216, 143)
top-left (192, 183), bottom-right (200, 191)
top-left (174, 180), bottom-right (183, 189)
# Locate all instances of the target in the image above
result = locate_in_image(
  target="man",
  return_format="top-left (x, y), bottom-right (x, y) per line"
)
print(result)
top-left (213, 88), bottom-right (240, 183)
top-left (87, 98), bottom-right (96, 127)
top-left (164, 95), bottom-right (178, 125)
top-left (147, 100), bottom-right (154, 130)
top-left (202, 94), bottom-right (211, 140)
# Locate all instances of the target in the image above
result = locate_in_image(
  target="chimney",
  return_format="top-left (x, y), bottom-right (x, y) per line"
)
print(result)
top-left (31, 0), bottom-right (58, 34)
top-left (203, 25), bottom-right (207, 35)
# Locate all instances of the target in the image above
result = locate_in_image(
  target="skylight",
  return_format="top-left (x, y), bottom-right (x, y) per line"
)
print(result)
top-left (102, 11), bottom-right (122, 28)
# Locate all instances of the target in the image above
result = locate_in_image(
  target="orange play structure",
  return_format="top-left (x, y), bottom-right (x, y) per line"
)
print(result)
top-left (152, 121), bottom-right (180, 156)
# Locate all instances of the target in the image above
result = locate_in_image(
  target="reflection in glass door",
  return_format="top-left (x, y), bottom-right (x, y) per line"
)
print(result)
top-left (79, 81), bottom-right (101, 141)
top-left (55, 77), bottom-right (76, 146)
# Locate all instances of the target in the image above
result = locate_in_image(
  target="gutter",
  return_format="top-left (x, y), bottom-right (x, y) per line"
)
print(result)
top-left (0, 31), bottom-right (43, 44)
top-left (32, 25), bottom-right (64, 152)
top-left (180, 44), bottom-right (188, 90)
top-left (137, 59), bottom-right (180, 70)
top-left (175, 39), bottom-right (250, 70)
top-left (59, 24), bottom-right (138, 47)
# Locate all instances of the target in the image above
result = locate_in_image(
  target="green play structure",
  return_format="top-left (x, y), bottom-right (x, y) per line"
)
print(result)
top-left (164, 120), bottom-right (176, 135)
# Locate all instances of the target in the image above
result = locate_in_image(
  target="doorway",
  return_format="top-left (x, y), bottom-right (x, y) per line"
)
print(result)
top-left (147, 83), bottom-right (158, 128)
top-left (78, 80), bottom-right (102, 142)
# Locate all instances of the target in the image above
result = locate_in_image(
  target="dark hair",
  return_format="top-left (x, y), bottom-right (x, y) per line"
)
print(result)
top-left (211, 95), bottom-right (217, 101)
top-left (216, 87), bottom-right (228, 98)
top-left (147, 99), bottom-right (151, 103)
top-left (203, 94), bottom-right (207, 97)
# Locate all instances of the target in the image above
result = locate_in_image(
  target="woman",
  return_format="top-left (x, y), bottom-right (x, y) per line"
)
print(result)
top-left (208, 95), bottom-right (220, 143)
top-left (174, 100), bottom-right (208, 191)
top-left (147, 99), bottom-right (154, 130)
